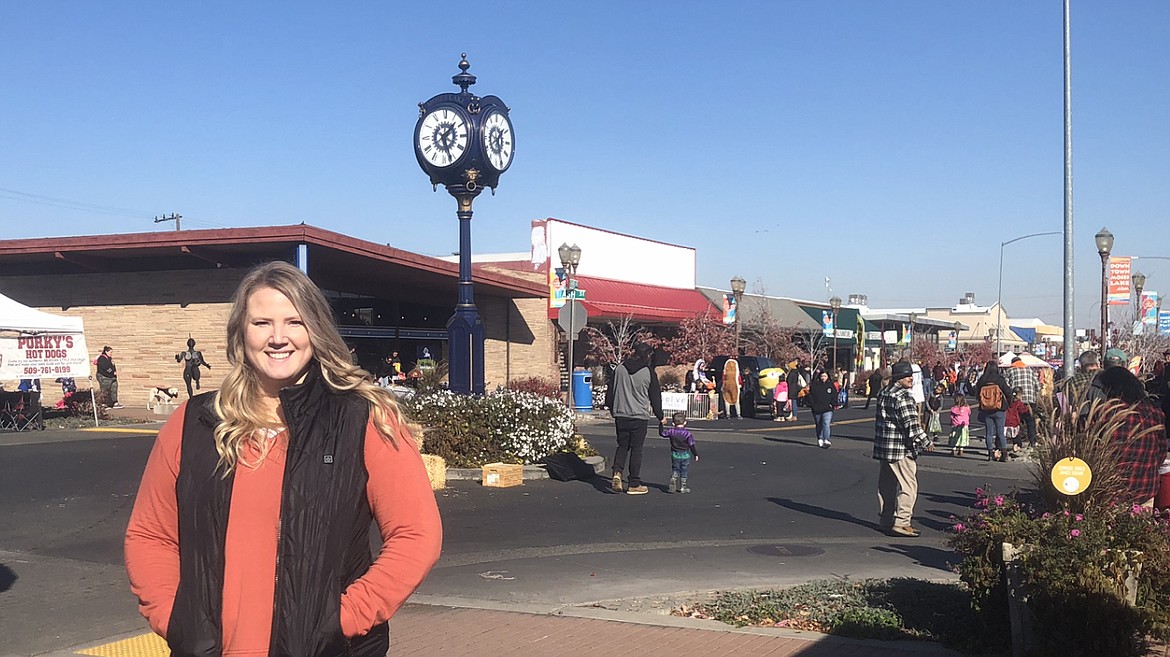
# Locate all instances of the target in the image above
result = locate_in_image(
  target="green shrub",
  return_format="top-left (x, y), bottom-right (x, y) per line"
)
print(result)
top-left (403, 389), bottom-right (575, 467)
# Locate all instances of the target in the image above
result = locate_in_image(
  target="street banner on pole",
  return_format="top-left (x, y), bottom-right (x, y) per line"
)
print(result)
top-left (1140, 291), bottom-right (1158, 326)
top-left (722, 294), bottom-right (737, 325)
top-left (1107, 256), bottom-right (1132, 305)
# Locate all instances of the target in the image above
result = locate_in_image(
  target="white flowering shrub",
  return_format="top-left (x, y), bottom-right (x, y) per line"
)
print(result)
top-left (403, 388), bottom-right (576, 467)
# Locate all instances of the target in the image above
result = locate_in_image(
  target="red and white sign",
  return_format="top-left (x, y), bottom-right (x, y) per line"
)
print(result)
top-left (1107, 256), bottom-right (1132, 306)
top-left (0, 334), bottom-right (92, 380)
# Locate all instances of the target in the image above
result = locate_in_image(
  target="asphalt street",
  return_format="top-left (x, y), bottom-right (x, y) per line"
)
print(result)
top-left (0, 404), bottom-right (1031, 656)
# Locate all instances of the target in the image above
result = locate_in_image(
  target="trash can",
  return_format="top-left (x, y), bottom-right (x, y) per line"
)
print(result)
top-left (572, 369), bottom-right (592, 412)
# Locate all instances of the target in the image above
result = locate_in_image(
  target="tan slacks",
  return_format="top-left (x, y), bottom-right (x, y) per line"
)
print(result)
top-left (877, 457), bottom-right (918, 528)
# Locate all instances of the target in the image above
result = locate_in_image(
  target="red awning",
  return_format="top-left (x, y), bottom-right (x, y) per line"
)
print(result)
top-left (549, 275), bottom-right (717, 323)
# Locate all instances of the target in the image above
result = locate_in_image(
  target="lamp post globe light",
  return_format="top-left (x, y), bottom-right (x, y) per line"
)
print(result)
top-left (1095, 227), bottom-right (1114, 357)
top-left (558, 243), bottom-right (582, 410)
top-left (414, 54), bottom-right (514, 394)
top-left (829, 295), bottom-right (842, 371)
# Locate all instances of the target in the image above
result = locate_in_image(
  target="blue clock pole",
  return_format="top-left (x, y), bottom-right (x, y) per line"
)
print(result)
top-left (448, 193), bottom-right (485, 395)
top-left (414, 55), bottom-right (513, 395)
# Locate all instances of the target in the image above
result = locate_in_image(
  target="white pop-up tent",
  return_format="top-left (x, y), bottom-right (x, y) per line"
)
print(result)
top-left (998, 351), bottom-right (1053, 368)
top-left (0, 291), bottom-right (96, 426)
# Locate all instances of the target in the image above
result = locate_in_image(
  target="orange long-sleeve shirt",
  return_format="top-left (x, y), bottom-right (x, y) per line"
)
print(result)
top-left (125, 402), bottom-right (442, 656)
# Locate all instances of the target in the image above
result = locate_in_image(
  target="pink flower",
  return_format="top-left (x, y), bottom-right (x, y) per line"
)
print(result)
top-left (1075, 514), bottom-right (1083, 521)
top-left (1063, 510), bottom-right (1071, 516)
top-left (994, 496), bottom-right (1005, 506)
top-left (1070, 529), bottom-right (1081, 538)
top-left (1042, 512), bottom-right (1051, 519)
top-left (1132, 505), bottom-right (1145, 515)
top-left (953, 523), bottom-right (966, 533)
top-left (975, 487), bottom-right (984, 496)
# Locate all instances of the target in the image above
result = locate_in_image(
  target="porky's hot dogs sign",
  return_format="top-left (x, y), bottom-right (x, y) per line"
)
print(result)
top-left (0, 334), bottom-right (92, 379)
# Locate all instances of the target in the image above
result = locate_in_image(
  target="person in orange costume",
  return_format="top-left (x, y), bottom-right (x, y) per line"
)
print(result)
top-left (125, 261), bottom-right (442, 657)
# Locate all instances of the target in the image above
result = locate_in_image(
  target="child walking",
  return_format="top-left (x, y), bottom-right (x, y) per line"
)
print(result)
top-left (949, 394), bottom-right (971, 457)
top-left (926, 383), bottom-right (944, 442)
top-left (1005, 387), bottom-right (1031, 455)
top-left (772, 378), bottom-right (791, 421)
top-left (659, 411), bottom-right (699, 493)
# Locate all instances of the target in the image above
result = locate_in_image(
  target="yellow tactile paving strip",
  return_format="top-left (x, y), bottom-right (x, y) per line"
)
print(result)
top-left (77, 632), bottom-right (167, 657)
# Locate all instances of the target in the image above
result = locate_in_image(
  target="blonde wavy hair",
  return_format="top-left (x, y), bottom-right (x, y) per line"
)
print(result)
top-left (213, 261), bottom-right (408, 474)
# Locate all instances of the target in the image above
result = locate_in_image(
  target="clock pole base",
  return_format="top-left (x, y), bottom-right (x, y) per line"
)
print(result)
top-left (447, 307), bottom-right (485, 395)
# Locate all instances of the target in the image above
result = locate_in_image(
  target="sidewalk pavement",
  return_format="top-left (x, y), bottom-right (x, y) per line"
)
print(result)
top-left (60, 600), bottom-right (967, 657)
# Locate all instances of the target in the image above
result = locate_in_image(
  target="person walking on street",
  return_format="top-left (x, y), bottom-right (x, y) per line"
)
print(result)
top-left (873, 361), bottom-right (933, 537)
top-left (864, 368), bottom-right (884, 409)
top-left (124, 261), bottom-right (442, 657)
top-left (1003, 356), bottom-right (1039, 447)
top-left (948, 394), bottom-right (971, 456)
top-left (96, 345), bottom-right (122, 408)
top-left (808, 370), bottom-right (839, 449)
top-left (604, 341), bottom-right (663, 495)
top-left (659, 411), bottom-right (699, 494)
top-left (975, 361), bottom-right (1013, 461)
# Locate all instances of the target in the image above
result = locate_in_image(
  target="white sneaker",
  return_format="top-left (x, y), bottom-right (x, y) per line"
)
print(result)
top-left (823, 439), bottom-right (832, 448)
top-left (817, 438), bottom-right (825, 448)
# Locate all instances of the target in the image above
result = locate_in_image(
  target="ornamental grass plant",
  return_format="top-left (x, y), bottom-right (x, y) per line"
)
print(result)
top-left (947, 400), bottom-right (1170, 656)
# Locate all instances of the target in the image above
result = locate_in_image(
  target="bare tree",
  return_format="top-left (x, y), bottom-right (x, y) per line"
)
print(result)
top-left (660, 311), bottom-right (735, 365)
top-left (584, 315), bottom-right (658, 365)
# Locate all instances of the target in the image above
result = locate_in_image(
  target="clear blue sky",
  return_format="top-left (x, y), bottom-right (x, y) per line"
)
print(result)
top-left (2, 1), bottom-right (1167, 326)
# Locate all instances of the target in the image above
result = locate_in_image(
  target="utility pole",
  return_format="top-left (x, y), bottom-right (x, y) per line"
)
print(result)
top-left (154, 213), bottom-right (182, 231)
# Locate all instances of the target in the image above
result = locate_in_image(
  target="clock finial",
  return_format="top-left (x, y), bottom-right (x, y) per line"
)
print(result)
top-left (452, 53), bottom-right (476, 93)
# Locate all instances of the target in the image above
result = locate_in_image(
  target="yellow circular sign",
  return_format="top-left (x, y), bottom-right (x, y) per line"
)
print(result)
top-left (1050, 457), bottom-right (1092, 496)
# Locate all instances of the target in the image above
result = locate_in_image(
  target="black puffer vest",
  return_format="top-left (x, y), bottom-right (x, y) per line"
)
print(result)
top-left (167, 368), bottom-right (387, 657)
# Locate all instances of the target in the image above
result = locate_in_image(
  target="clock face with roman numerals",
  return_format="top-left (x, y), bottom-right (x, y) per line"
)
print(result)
top-left (481, 110), bottom-right (514, 171)
top-left (416, 107), bottom-right (469, 168)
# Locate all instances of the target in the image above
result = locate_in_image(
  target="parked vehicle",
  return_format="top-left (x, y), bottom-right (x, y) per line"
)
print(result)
top-left (706, 355), bottom-right (785, 417)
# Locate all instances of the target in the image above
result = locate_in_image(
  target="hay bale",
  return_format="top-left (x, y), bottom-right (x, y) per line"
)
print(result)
top-left (421, 454), bottom-right (446, 490)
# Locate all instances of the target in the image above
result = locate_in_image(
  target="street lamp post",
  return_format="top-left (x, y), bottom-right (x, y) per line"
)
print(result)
top-left (731, 275), bottom-right (746, 355)
top-left (829, 296), bottom-right (841, 371)
top-left (1132, 271), bottom-right (1146, 326)
top-left (558, 243), bottom-right (582, 411)
top-left (997, 231), bottom-right (1061, 355)
top-left (1095, 227), bottom-right (1115, 357)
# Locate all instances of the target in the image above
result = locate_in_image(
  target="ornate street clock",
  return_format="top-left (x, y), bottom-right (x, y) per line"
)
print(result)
top-left (413, 54), bottom-right (514, 395)
top-left (414, 54), bottom-right (514, 194)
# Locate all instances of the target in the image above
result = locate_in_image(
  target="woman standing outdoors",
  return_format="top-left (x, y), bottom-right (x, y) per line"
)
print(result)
top-left (974, 361), bottom-right (1013, 462)
top-left (808, 370), bottom-right (840, 449)
top-left (125, 261), bottom-right (442, 656)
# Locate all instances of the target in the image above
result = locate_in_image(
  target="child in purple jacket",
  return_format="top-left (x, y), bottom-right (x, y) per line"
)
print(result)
top-left (659, 411), bottom-right (700, 493)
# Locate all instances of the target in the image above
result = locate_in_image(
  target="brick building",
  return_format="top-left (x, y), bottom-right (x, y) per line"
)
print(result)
top-left (0, 224), bottom-right (553, 405)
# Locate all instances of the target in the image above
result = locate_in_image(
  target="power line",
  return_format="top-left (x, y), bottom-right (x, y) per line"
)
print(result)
top-left (0, 186), bottom-right (154, 219)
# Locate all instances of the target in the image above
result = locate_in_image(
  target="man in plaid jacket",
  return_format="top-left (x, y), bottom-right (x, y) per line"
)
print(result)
top-left (1004, 357), bottom-right (1039, 447)
top-left (874, 361), bottom-right (934, 537)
